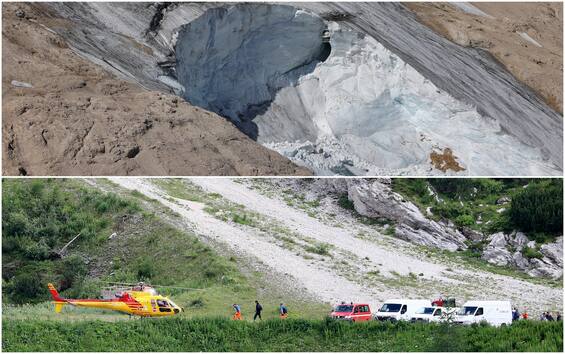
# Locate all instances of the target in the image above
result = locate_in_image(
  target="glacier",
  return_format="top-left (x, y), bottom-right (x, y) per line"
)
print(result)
top-left (43, 2), bottom-right (563, 176)
top-left (176, 5), bottom-right (560, 176)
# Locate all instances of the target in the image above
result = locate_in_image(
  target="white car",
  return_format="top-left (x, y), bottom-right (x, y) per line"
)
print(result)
top-left (374, 299), bottom-right (431, 321)
top-left (455, 301), bottom-right (512, 326)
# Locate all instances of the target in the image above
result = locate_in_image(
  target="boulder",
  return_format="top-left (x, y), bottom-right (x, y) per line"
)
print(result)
top-left (496, 196), bottom-right (511, 205)
top-left (482, 232), bottom-right (512, 266)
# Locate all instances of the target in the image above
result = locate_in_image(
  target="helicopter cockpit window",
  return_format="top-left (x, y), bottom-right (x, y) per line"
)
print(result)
top-left (157, 299), bottom-right (171, 312)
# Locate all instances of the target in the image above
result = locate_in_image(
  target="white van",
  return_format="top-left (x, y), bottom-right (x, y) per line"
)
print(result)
top-left (455, 301), bottom-right (512, 326)
top-left (411, 306), bottom-right (445, 322)
top-left (374, 299), bottom-right (431, 321)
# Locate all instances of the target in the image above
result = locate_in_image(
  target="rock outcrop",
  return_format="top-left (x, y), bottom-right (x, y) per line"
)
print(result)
top-left (347, 179), bottom-right (467, 251)
top-left (482, 233), bottom-right (563, 279)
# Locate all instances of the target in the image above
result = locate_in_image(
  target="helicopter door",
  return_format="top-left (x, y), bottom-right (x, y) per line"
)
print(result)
top-left (157, 299), bottom-right (171, 312)
top-left (150, 299), bottom-right (157, 313)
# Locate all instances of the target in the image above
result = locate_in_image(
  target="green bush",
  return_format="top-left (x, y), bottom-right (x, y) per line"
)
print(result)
top-left (136, 258), bottom-right (154, 280)
top-left (455, 214), bottom-right (475, 227)
top-left (2, 179), bottom-right (141, 302)
top-left (5, 273), bottom-right (44, 304)
top-left (522, 246), bottom-right (543, 260)
top-left (305, 243), bottom-right (331, 256)
top-left (337, 194), bottom-right (355, 211)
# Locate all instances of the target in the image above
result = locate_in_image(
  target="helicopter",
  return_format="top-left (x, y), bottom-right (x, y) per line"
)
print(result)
top-left (47, 282), bottom-right (183, 317)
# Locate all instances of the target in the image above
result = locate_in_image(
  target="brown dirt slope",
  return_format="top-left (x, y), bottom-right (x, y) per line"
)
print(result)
top-left (2, 3), bottom-right (311, 176)
top-left (406, 2), bottom-right (563, 113)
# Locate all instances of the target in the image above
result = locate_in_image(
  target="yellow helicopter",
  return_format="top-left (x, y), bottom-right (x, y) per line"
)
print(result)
top-left (48, 282), bottom-right (183, 317)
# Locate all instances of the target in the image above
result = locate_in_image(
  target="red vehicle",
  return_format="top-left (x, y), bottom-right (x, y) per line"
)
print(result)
top-left (330, 303), bottom-right (372, 322)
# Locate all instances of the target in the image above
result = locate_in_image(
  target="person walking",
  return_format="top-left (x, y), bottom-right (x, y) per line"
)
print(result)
top-left (546, 312), bottom-right (555, 321)
top-left (279, 303), bottom-right (288, 319)
top-left (232, 304), bottom-right (242, 320)
top-left (556, 312), bottom-right (561, 321)
top-left (254, 300), bottom-right (263, 321)
top-left (512, 307), bottom-right (520, 322)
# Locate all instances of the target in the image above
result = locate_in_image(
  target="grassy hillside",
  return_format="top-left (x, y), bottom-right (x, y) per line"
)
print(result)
top-left (1, 179), bottom-right (328, 319)
top-left (2, 318), bottom-right (562, 352)
top-left (392, 178), bottom-right (562, 242)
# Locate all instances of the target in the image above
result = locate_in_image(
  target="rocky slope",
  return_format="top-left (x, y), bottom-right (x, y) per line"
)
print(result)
top-left (353, 180), bottom-right (563, 279)
top-left (267, 178), bottom-right (563, 279)
top-left (347, 179), bottom-right (467, 251)
top-left (2, 3), bottom-right (310, 176)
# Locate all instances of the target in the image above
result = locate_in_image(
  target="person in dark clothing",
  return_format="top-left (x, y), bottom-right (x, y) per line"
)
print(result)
top-left (254, 300), bottom-right (263, 320)
top-left (279, 303), bottom-right (288, 319)
top-left (556, 312), bottom-right (562, 321)
top-left (546, 312), bottom-right (555, 321)
top-left (512, 307), bottom-right (520, 322)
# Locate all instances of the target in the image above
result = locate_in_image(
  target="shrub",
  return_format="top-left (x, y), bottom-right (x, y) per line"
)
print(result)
top-left (5, 272), bottom-right (44, 304)
top-left (337, 194), bottom-right (355, 211)
top-left (306, 243), bottom-right (331, 256)
top-left (136, 258), bottom-right (154, 280)
top-left (522, 246), bottom-right (543, 260)
top-left (455, 214), bottom-right (475, 227)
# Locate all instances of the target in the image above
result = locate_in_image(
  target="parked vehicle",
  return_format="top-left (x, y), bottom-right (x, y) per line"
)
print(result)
top-left (374, 299), bottom-right (430, 321)
top-left (455, 301), bottom-right (512, 326)
top-left (330, 303), bottom-right (372, 322)
top-left (411, 306), bottom-right (445, 322)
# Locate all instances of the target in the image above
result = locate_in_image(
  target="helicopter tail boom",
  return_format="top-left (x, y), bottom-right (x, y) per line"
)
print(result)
top-left (48, 283), bottom-right (67, 313)
top-left (47, 283), bottom-right (65, 302)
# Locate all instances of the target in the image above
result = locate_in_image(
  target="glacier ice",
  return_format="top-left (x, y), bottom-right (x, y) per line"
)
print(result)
top-left (176, 4), bottom-right (328, 134)
top-left (176, 4), bottom-right (560, 176)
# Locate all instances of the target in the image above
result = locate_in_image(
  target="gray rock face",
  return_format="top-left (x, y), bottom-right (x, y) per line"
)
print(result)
top-left (347, 179), bottom-right (467, 251)
top-left (482, 233), bottom-right (563, 279)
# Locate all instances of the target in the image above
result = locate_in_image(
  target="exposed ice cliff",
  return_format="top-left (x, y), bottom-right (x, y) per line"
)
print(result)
top-left (176, 4), bottom-right (328, 136)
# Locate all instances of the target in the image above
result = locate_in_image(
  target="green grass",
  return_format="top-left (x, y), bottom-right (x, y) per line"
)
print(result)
top-left (2, 318), bottom-right (562, 352)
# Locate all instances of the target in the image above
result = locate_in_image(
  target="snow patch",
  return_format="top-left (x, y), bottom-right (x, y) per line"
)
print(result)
top-left (451, 3), bottom-right (494, 18)
top-left (518, 32), bottom-right (543, 48)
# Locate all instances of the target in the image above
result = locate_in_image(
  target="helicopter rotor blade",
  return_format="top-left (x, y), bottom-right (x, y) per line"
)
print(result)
top-left (100, 281), bottom-right (204, 291)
